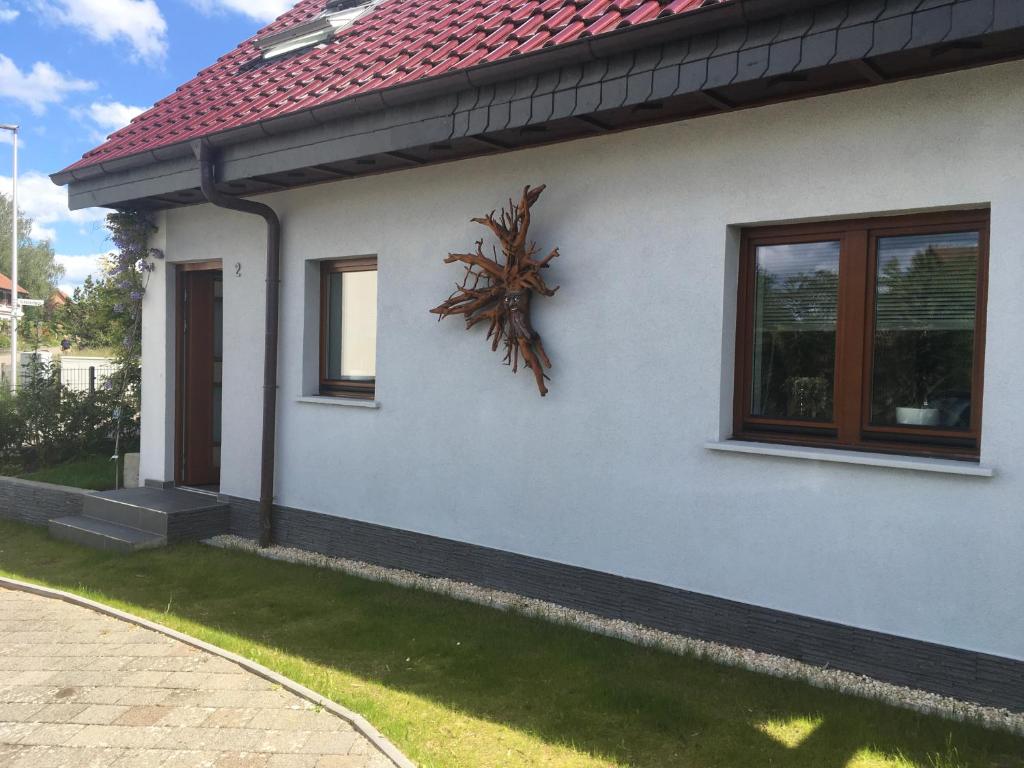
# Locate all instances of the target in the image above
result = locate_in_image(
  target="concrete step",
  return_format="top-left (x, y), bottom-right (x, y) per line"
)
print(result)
top-left (83, 488), bottom-right (227, 536)
top-left (83, 494), bottom-right (169, 535)
top-left (48, 516), bottom-right (167, 553)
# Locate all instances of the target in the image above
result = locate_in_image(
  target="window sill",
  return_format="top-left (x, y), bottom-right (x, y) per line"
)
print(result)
top-left (705, 440), bottom-right (994, 477)
top-left (297, 396), bottom-right (380, 409)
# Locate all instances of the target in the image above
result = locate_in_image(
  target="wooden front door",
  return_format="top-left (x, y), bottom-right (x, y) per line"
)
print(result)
top-left (178, 267), bottom-right (223, 487)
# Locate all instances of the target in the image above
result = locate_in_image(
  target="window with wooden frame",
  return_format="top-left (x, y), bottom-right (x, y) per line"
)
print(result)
top-left (320, 257), bottom-right (377, 398)
top-left (734, 210), bottom-right (989, 459)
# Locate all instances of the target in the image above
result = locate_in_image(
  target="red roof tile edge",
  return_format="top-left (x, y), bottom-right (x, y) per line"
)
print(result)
top-left (0, 273), bottom-right (29, 295)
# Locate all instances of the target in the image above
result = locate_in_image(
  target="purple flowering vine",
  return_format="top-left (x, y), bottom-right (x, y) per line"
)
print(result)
top-left (103, 209), bottom-right (157, 470)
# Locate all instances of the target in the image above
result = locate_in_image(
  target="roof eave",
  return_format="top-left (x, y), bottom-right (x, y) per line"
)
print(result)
top-left (53, 0), bottom-right (1024, 209)
top-left (51, 0), bottom-right (781, 186)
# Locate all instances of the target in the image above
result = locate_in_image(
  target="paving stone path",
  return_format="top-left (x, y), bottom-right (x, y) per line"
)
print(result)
top-left (0, 587), bottom-right (395, 768)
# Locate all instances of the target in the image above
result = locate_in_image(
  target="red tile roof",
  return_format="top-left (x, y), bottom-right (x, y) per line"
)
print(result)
top-left (63, 0), bottom-right (710, 174)
top-left (47, 289), bottom-right (70, 307)
top-left (0, 273), bottom-right (28, 296)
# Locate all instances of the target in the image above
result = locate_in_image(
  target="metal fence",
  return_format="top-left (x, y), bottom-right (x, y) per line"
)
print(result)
top-left (0, 358), bottom-right (117, 394)
top-left (60, 365), bottom-right (116, 394)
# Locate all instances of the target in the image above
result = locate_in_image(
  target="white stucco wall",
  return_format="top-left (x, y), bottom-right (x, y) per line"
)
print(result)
top-left (141, 60), bottom-right (1024, 661)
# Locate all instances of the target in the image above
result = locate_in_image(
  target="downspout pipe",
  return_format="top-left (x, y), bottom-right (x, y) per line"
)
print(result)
top-left (192, 140), bottom-right (279, 548)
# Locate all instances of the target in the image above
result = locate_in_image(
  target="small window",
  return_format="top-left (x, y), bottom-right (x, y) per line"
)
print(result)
top-left (734, 210), bottom-right (988, 459)
top-left (320, 257), bottom-right (377, 398)
top-left (256, 1), bottom-right (376, 60)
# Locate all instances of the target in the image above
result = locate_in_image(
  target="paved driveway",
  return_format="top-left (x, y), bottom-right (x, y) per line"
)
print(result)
top-left (0, 587), bottom-right (395, 768)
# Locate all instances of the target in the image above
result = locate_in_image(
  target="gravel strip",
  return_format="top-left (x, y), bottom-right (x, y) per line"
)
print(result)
top-left (203, 534), bottom-right (1024, 736)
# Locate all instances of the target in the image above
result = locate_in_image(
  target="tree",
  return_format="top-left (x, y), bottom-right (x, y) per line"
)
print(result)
top-left (58, 265), bottom-right (124, 350)
top-left (0, 193), bottom-right (65, 302)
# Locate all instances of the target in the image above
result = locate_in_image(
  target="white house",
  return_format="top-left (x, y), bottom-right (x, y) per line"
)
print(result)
top-left (0, 272), bottom-right (27, 322)
top-left (50, 0), bottom-right (1024, 710)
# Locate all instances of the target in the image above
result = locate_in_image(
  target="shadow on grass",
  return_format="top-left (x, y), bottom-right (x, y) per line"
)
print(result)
top-left (0, 521), bottom-right (1021, 768)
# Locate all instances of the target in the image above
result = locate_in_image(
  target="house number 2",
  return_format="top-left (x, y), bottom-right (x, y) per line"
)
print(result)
top-left (234, 262), bottom-right (242, 277)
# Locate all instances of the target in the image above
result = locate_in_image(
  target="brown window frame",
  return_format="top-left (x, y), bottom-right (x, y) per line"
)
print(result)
top-left (319, 257), bottom-right (377, 399)
top-left (733, 209), bottom-right (989, 460)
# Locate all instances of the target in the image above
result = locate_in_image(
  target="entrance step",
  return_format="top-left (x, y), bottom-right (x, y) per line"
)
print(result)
top-left (49, 516), bottom-right (166, 553)
top-left (83, 487), bottom-right (226, 536)
top-left (48, 487), bottom-right (230, 552)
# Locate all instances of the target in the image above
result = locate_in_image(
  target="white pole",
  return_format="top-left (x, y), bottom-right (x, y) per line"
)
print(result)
top-left (9, 126), bottom-right (17, 393)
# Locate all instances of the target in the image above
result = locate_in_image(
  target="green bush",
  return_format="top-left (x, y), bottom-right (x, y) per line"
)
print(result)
top-left (0, 359), bottom-right (139, 473)
top-left (0, 388), bottom-right (26, 457)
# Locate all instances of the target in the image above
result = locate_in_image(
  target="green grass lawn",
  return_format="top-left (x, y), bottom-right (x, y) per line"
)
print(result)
top-left (16, 453), bottom-right (120, 490)
top-left (0, 520), bottom-right (1020, 768)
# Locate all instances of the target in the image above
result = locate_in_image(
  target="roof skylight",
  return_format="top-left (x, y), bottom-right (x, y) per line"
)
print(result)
top-left (256, 1), bottom-right (377, 60)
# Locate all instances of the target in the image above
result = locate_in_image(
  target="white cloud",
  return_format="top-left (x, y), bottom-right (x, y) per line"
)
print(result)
top-left (188, 0), bottom-right (293, 23)
top-left (0, 171), bottom-right (107, 243)
top-left (32, 224), bottom-right (58, 242)
top-left (86, 102), bottom-right (147, 133)
top-left (35, 0), bottom-right (168, 63)
top-left (78, 101), bottom-right (149, 141)
top-left (0, 3), bottom-right (19, 23)
top-left (0, 55), bottom-right (95, 115)
top-left (56, 252), bottom-right (110, 291)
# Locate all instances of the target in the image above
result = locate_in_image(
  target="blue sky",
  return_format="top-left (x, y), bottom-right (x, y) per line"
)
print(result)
top-left (0, 0), bottom-right (293, 294)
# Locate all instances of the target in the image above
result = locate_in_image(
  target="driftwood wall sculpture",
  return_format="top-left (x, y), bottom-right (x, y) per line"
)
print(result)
top-left (431, 185), bottom-right (560, 396)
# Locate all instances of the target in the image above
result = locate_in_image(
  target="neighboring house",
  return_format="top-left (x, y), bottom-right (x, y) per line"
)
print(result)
top-left (46, 289), bottom-right (69, 312)
top-left (51, 0), bottom-right (1024, 709)
top-left (0, 273), bottom-right (28, 321)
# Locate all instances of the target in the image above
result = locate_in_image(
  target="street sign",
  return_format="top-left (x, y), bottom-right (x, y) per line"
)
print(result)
top-left (17, 299), bottom-right (44, 307)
